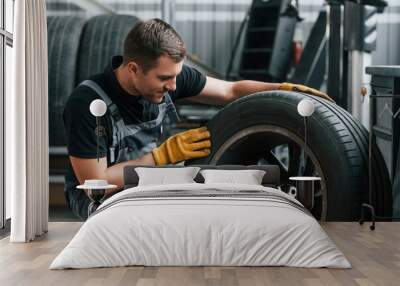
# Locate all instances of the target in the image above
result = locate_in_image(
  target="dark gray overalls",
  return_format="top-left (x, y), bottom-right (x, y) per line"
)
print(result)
top-left (65, 80), bottom-right (179, 220)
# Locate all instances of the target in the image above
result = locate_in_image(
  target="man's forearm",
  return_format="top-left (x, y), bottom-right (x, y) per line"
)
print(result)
top-left (231, 80), bottom-right (281, 102)
top-left (104, 152), bottom-right (155, 191)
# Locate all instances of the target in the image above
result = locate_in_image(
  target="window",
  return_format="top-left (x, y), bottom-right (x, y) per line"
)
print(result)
top-left (5, 0), bottom-right (13, 33)
top-left (0, 0), bottom-right (13, 231)
top-left (5, 44), bottom-right (11, 220)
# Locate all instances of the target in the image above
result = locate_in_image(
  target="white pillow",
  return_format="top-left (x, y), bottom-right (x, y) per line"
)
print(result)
top-left (200, 169), bottom-right (266, 185)
top-left (135, 167), bottom-right (201, 186)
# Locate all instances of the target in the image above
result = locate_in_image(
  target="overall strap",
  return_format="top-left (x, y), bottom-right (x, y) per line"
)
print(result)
top-left (164, 93), bottom-right (180, 122)
top-left (80, 80), bottom-right (122, 122)
top-left (80, 80), bottom-right (122, 163)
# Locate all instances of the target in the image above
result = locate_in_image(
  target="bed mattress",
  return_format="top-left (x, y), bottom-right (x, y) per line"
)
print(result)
top-left (50, 183), bottom-right (351, 269)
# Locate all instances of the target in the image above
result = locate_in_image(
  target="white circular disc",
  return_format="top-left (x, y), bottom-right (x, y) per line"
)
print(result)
top-left (89, 99), bottom-right (107, 117)
top-left (297, 99), bottom-right (315, 117)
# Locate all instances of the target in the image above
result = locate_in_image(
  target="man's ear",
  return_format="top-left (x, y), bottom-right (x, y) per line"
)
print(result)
top-left (127, 61), bottom-right (139, 75)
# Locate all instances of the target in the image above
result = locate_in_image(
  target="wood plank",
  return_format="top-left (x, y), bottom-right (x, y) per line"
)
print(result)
top-left (0, 222), bottom-right (399, 286)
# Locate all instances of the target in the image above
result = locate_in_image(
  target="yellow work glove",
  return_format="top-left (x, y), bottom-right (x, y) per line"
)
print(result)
top-left (152, 127), bottom-right (211, 166)
top-left (279, 82), bottom-right (334, 102)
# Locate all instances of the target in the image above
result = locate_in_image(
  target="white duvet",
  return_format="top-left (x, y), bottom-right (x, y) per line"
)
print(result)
top-left (50, 183), bottom-right (351, 269)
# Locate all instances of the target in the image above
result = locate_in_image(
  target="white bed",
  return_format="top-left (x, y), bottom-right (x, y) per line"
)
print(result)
top-left (50, 183), bottom-right (351, 269)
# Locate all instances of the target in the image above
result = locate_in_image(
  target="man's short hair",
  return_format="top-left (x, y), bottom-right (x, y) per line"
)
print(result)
top-left (123, 18), bottom-right (186, 72)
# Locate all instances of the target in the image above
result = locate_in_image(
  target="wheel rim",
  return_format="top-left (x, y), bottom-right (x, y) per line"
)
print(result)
top-left (209, 125), bottom-right (328, 221)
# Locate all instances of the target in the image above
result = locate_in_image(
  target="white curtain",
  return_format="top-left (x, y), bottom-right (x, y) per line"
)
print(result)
top-left (7, 0), bottom-right (49, 242)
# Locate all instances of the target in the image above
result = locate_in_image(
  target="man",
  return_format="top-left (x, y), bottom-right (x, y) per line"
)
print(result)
top-left (63, 18), bottom-right (330, 220)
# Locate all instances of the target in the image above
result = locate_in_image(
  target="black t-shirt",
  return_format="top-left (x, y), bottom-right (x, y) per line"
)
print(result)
top-left (63, 55), bottom-right (206, 185)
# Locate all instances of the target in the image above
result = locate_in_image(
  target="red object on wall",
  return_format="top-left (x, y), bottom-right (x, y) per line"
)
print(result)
top-left (293, 41), bottom-right (303, 66)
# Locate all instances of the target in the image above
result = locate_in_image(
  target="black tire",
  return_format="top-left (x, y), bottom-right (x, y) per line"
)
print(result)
top-left (76, 14), bottom-right (140, 83)
top-left (186, 91), bottom-right (392, 221)
top-left (47, 16), bottom-right (85, 146)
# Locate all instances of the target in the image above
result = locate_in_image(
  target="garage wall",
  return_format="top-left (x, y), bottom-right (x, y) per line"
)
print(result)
top-left (371, 0), bottom-right (400, 65)
top-left (287, 0), bottom-right (400, 66)
top-left (46, 0), bottom-right (400, 77)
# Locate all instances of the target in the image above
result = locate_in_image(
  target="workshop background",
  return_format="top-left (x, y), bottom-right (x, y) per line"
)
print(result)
top-left (45, 0), bottom-right (400, 76)
top-left (42, 0), bottom-right (400, 221)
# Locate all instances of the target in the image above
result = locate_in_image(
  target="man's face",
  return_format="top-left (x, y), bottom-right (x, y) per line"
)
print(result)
top-left (132, 55), bottom-right (183, 104)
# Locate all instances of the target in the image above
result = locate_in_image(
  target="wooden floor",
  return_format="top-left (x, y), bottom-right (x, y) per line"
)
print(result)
top-left (0, 222), bottom-right (399, 286)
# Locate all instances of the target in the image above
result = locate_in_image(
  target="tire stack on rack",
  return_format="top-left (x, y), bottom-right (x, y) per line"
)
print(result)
top-left (47, 15), bottom-right (139, 213)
